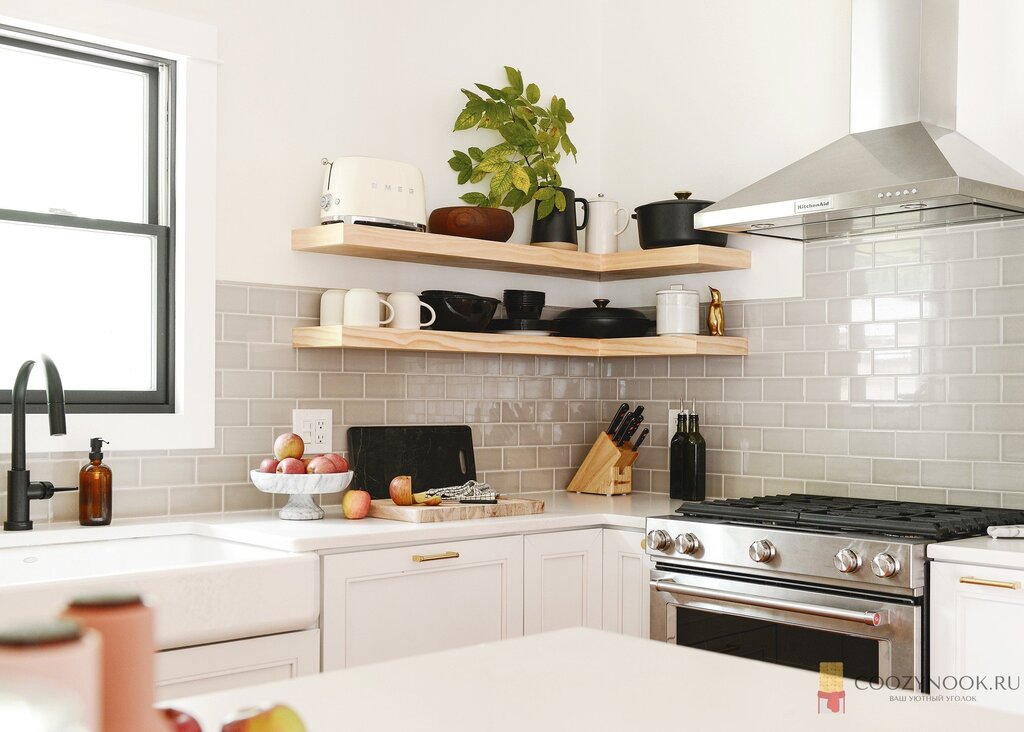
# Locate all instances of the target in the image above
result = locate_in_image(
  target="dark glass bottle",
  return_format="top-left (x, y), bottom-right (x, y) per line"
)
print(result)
top-left (683, 413), bottom-right (707, 501)
top-left (669, 411), bottom-right (689, 500)
top-left (79, 437), bottom-right (112, 526)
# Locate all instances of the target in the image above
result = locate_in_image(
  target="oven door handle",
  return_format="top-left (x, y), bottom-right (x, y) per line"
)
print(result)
top-left (651, 580), bottom-right (888, 627)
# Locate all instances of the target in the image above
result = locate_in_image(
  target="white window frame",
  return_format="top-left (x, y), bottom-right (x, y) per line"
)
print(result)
top-left (0, 0), bottom-right (216, 452)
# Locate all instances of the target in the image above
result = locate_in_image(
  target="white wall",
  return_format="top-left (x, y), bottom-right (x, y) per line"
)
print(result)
top-left (6, 0), bottom-right (1023, 309)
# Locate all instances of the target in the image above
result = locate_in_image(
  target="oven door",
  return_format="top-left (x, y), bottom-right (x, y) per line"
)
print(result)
top-left (651, 568), bottom-right (922, 690)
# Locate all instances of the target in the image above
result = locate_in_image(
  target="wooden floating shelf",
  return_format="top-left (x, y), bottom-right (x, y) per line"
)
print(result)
top-left (291, 224), bottom-right (750, 282)
top-left (293, 325), bottom-right (748, 358)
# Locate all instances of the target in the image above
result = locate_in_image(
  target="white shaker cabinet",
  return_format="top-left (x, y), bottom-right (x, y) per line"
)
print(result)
top-left (930, 560), bottom-right (1024, 713)
top-left (523, 529), bottom-right (603, 634)
top-left (156, 629), bottom-right (320, 701)
top-left (321, 535), bottom-right (524, 670)
top-left (602, 529), bottom-right (653, 638)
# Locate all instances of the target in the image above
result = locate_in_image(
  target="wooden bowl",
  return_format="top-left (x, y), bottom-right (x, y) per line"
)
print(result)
top-left (428, 206), bottom-right (515, 242)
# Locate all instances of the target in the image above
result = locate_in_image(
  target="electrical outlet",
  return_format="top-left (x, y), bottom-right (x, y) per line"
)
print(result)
top-left (669, 408), bottom-right (682, 436)
top-left (292, 409), bottom-right (333, 454)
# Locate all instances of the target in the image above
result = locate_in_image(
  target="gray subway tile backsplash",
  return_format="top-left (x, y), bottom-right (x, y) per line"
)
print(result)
top-left (9, 222), bottom-right (1024, 525)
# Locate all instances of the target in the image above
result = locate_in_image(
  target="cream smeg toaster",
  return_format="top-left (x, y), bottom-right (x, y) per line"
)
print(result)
top-left (319, 156), bottom-right (426, 231)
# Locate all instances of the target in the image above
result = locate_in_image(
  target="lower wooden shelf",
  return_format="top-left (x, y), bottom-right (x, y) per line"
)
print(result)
top-left (292, 326), bottom-right (748, 357)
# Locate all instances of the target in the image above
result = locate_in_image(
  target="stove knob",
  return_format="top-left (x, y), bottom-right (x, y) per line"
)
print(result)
top-left (646, 529), bottom-right (672, 552)
top-left (748, 539), bottom-right (776, 563)
top-left (833, 548), bottom-right (862, 574)
top-left (674, 533), bottom-right (701, 555)
top-left (871, 553), bottom-right (900, 578)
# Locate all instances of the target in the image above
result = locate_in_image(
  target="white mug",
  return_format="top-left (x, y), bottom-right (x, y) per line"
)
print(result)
top-left (585, 196), bottom-right (629, 254)
top-left (387, 292), bottom-right (436, 330)
top-left (343, 288), bottom-right (394, 327)
top-left (319, 289), bottom-right (348, 326)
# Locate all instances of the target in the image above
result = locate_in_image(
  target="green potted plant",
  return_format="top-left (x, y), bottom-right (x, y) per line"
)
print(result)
top-left (429, 66), bottom-right (580, 243)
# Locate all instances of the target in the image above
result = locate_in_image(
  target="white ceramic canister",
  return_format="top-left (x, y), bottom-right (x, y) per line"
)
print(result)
top-left (656, 284), bottom-right (700, 335)
top-left (319, 289), bottom-right (348, 326)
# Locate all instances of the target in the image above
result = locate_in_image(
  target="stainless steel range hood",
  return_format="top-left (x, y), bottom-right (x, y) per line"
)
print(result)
top-left (694, 0), bottom-right (1024, 242)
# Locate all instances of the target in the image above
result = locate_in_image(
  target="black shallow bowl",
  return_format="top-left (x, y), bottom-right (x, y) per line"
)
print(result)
top-left (505, 304), bottom-right (545, 319)
top-left (420, 291), bottom-right (500, 332)
top-left (503, 289), bottom-right (546, 301)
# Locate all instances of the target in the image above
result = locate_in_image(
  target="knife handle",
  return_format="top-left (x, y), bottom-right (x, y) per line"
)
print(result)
top-left (607, 403), bottom-right (630, 434)
top-left (618, 415), bottom-right (644, 446)
top-left (612, 411), bottom-right (634, 444)
top-left (632, 428), bottom-right (650, 450)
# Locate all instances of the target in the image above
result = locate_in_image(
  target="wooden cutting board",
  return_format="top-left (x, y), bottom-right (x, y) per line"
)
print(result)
top-left (367, 497), bottom-right (545, 523)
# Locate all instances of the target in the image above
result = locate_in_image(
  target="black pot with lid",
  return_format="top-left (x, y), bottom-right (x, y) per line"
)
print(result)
top-left (632, 190), bottom-right (728, 249)
top-left (554, 299), bottom-right (652, 339)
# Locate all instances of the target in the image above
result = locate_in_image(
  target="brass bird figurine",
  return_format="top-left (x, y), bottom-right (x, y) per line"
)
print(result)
top-left (707, 286), bottom-right (725, 336)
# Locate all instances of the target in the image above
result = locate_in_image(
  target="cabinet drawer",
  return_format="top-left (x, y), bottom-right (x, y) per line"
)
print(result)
top-left (321, 535), bottom-right (523, 670)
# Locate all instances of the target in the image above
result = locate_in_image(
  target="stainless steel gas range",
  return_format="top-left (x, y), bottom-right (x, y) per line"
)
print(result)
top-left (646, 495), bottom-right (1024, 692)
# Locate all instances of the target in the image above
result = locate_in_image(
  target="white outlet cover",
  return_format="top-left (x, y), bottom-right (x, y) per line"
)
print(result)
top-left (292, 408), bottom-right (333, 454)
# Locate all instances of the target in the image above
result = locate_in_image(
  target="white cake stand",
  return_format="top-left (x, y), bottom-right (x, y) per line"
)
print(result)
top-left (249, 470), bottom-right (354, 520)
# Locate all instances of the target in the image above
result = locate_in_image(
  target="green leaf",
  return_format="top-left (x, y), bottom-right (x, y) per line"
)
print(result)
top-left (560, 106), bottom-right (575, 123)
top-left (537, 195), bottom-right (556, 219)
top-left (470, 169), bottom-right (487, 184)
top-left (482, 142), bottom-right (517, 161)
top-left (448, 151), bottom-right (471, 172)
top-left (504, 66), bottom-right (524, 95)
top-left (535, 186), bottom-right (556, 201)
top-left (457, 169), bottom-right (471, 185)
top-left (501, 86), bottom-right (520, 102)
top-left (489, 162), bottom-right (516, 200)
top-left (510, 165), bottom-right (531, 194)
top-left (453, 109), bottom-right (480, 131)
top-left (476, 156), bottom-right (510, 174)
top-left (461, 89), bottom-right (483, 102)
top-left (501, 189), bottom-right (526, 210)
top-left (468, 147), bottom-right (484, 162)
top-left (459, 192), bottom-right (490, 206)
top-left (475, 83), bottom-right (505, 101)
top-left (525, 83), bottom-right (540, 104)
top-left (554, 189), bottom-right (567, 212)
top-left (499, 122), bottom-right (535, 147)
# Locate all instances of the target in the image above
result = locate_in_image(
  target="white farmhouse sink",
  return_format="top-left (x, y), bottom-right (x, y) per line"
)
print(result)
top-left (0, 533), bottom-right (318, 650)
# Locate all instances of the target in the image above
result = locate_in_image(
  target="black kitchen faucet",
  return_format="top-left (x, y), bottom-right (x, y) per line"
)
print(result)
top-left (4, 355), bottom-right (76, 531)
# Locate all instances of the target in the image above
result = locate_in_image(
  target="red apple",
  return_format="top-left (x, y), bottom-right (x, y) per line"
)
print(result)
top-left (301, 455), bottom-right (317, 469)
top-left (307, 455), bottom-right (338, 474)
top-left (258, 457), bottom-right (280, 474)
top-left (324, 453), bottom-right (349, 473)
top-left (276, 457), bottom-right (306, 474)
top-left (342, 489), bottom-right (371, 519)
top-left (159, 707), bottom-right (201, 732)
top-left (273, 432), bottom-right (305, 460)
top-left (389, 475), bottom-right (413, 506)
top-left (220, 704), bottom-right (306, 732)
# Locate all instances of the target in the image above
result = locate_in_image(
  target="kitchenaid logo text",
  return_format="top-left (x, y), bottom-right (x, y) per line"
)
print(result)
top-left (855, 675), bottom-right (1021, 692)
top-left (370, 182), bottom-right (416, 194)
top-left (794, 196), bottom-right (833, 213)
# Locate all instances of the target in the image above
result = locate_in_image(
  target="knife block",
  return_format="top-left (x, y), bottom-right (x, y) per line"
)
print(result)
top-left (566, 432), bottom-right (638, 496)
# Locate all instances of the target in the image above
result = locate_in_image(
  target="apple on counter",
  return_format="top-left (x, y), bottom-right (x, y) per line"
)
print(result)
top-left (220, 704), bottom-right (306, 731)
top-left (342, 489), bottom-right (371, 519)
top-left (273, 432), bottom-right (305, 461)
top-left (276, 457), bottom-right (306, 474)
top-left (389, 475), bottom-right (413, 505)
top-left (258, 457), bottom-right (280, 474)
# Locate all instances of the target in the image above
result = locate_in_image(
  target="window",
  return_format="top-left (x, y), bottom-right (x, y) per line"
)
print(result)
top-left (0, 28), bottom-right (175, 413)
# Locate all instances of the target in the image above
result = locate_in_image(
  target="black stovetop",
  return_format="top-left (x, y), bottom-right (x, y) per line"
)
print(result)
top-left (675, 494), bottom-right (1024, 540)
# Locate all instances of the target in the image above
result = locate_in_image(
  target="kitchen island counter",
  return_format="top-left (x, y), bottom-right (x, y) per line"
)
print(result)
top-left (168, 626), bottom-right (1022, 731)
top-left (0, 491), bottom-right (675, 554)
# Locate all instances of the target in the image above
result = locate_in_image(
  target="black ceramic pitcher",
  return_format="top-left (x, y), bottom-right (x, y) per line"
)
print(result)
top-left (530, 187), bottom-right (589, 245)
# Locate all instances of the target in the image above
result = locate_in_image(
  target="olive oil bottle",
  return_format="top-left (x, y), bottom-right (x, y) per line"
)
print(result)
top-left (683, 403), bottom-right (707, 502)
top-left (669, 407), bottom-right (689, 500)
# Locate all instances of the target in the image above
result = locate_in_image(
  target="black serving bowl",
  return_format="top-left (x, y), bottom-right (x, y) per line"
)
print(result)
top-left (420, 290), bottom-right (500, 332)
top-left (554, 298), bottom-right (653, 338)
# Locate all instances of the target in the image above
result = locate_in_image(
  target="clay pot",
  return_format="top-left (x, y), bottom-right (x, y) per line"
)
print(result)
top-left (428, 206), bottom-right (515, 242)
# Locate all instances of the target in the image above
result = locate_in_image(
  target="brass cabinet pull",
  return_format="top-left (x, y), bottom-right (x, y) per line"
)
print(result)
top-left (959, 576), bottom-right (1021, 590)
top-left (412, 551), bottom-right (460, 563)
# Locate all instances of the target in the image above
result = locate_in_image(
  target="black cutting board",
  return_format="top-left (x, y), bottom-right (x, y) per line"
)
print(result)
top-left (348, 426), bottom-right (476, 500)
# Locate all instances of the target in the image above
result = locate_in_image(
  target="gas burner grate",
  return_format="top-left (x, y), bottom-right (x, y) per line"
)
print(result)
top-left (676, 494), bottom-right (1024, 540)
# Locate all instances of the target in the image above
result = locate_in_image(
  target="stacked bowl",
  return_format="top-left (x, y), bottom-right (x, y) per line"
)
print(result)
top-left (502, 290), bottom-right (545, 319)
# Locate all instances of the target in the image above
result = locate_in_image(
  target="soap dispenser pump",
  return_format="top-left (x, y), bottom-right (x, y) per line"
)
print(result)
top-left (79, 438), bottom-right (111, 526)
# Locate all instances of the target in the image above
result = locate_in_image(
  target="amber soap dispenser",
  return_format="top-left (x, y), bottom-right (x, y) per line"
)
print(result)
top-left (79, 438), bottom-right (112, 526)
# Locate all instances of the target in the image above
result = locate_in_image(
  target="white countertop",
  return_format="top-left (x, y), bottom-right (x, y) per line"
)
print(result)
top-left (929, 536), bottom-right (1024, 569)
top-left (167, 627), bottom-right (1022, 731)
top-left (0, 492), bottom-right (675, 554)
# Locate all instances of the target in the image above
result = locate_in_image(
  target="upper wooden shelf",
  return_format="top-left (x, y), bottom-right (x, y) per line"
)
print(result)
top-left (291, 224), bottom-right (750, 282)
top-left (293, 325), bottom-right (748, 358)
